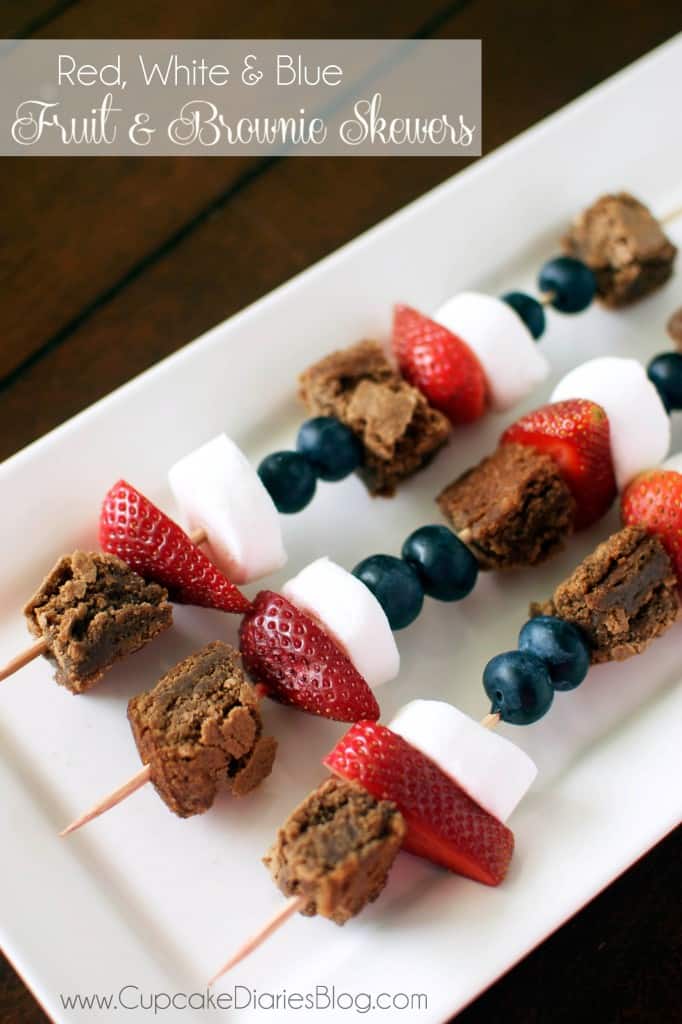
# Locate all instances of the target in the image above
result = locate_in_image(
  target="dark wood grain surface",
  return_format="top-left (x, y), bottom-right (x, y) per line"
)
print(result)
top-left (1, 3), bottom-right (680, 1021)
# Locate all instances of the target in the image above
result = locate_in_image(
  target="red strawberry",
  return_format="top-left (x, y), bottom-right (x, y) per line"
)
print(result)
top-left (239, 591), bottom-right (379, 722)
top-left (621, 469), bottom-right (682, 586)
top-left (501, 399), bottom-right (617, 529)
top-left (392, 304), bottom-right (488, 424)
top-left (99, 480), bottom-right (251, 613)
top-left (324, 721), bottom-right (513, 886)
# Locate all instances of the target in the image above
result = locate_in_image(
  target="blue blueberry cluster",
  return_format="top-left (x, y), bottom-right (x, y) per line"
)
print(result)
top-left (258, 416), bottom-right (363, 513)
top-left (483, 616), bottom-right (590, 725)
top-left (503, 255), bottom-right (597, 341)
top-left (353, 525), bottom-right (479, 630)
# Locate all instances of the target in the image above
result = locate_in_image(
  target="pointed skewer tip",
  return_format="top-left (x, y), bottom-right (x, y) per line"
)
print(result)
top-left (59, 763), bottom-right (152, 837)
top-left (0, 638), bottom-right (48, 683)
top-left (208, 895), bottom-right (304, 986)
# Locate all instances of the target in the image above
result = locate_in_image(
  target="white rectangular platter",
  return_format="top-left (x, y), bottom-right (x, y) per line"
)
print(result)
top-left (1, 35), bottom-right (682, 1024)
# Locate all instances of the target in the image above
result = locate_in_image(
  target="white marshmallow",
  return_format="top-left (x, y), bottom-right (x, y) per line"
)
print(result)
top-left (168, 434), bottom-right (286, 584)
top-left (551, 357), bottom-right (670, 490)
top-left (389, 699), bottom-right (537, 823)
top-left (433, 291), bottom-right (550, 412)
top-left (662, 452), bottom-right (682, 475)
top-left (282, 557), bottom-right (399, 689)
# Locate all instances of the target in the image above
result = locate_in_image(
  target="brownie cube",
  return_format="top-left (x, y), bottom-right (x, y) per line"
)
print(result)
top-left (298, 340), bottom-right (450, 496)
top-left (531, 526), bottom-right (680, 663)
top-left (24, 551), bottom-right (172, 693)
top-left (437, 443), bottom-right (575, 570)
top-left (128, 641), bottom-right (276, 817)
top-left (264, 777), bottom-right (405, 925)
top-left (562, 193), bottom-right (677, 307)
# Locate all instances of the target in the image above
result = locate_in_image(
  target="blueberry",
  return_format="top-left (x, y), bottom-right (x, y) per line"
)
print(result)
top-left (401, 524), bottom-right (478, 602)
top-left (647, 352), bottom-right (682, 413)
top-left (538, 256), bottom-right (596, 314)
top-left (502, 291), bottom-right (546, 340)
top-left (258, 451), bottom-right (317, 513)
top-left (296, 416), bottom-right (363, 482)
top-left (483, 651), bottom-right (554, 725)
top-left (518, 616), bottom-right (590, 691)
top-left (352, 554), bottom-right (424, 630)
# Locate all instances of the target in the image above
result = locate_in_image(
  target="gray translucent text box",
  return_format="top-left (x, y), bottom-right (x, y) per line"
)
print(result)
top-left (0, 39), bottom-right (481, 156)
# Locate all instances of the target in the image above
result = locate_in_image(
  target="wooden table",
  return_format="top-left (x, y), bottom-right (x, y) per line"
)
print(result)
top-left (1, 3), bottom-right (680, 1021)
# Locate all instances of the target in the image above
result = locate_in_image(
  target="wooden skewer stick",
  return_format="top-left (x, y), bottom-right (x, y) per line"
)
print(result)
top-left (209, 708), bottom-right (504, 980)
top-left (480, 711), bottom-right (501, 729)
top-left (0, 638), bottom-right (47, 682)
top-left (0, 527), bottom-right (207, 686)
top-left (59, 764), bottom-right (152, 837)
top-left (208, 895), bottom-right (305, 986)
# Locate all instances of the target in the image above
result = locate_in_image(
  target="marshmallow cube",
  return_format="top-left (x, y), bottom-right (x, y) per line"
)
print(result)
top-left (551, 357), bottom-right (670, 490)
top-left (168, 434), bottom-right (286, 585)
top-left (433, 291), bottom-right (550, 412)
top-left (282, 557), bottom-right (400, 689)
top-left (389, 699), bottom-right (537, 822)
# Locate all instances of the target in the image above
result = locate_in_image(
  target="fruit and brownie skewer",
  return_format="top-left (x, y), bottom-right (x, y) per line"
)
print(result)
top-left (93, 347), bottom-right (682, 650)
top-left (3, 188), bottom-right (680, 687)
top-left (147, 332), bottom-right (682, 634)
top-left (59, 391), bottom-right (682, 837)
top-left (1, 190), bottom-right (679, 973)
top-left (170, 192), bottom-right (681, 518)
top-left (258, 192), bottom-right (680, 506)
top-left (209, 457), bottom-right (682, 982)
top-left (4, 338), bottom-right (681, 703)
top-left (2, 192), bottom-right (679, 800)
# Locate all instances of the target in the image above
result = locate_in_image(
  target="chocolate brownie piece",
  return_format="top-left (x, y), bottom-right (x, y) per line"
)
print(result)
top-left (24, 551), bottom-right (172, 694)
top-left (437, 443), bottom-right (576, 570)
top-left (666, 307), bottom-right (682, 350)
top-left (128, 641), bottom-right (276, 817)
top-left (562, 193), bottom-right (677, 307)
top-left (531, 526), bottom-right (679, 663)
top-left (298, 340), bottom-right (450, 496)
top-left (264, 777), bottom-right (405, 925)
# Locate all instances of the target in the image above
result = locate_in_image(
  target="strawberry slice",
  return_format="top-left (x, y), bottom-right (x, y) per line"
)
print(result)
top-left (621, 469), bottom-right (682, 586)
top-left (501, 398), bottom-right (617, 529)
top-left (324, 721), bottom-right (514, 885)
top-left (392, 304), bottom-right (488, 424)
top-left (99, 480), bottom-right (251, 613)
top-left (239, 591), bottom-right (379, 722)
